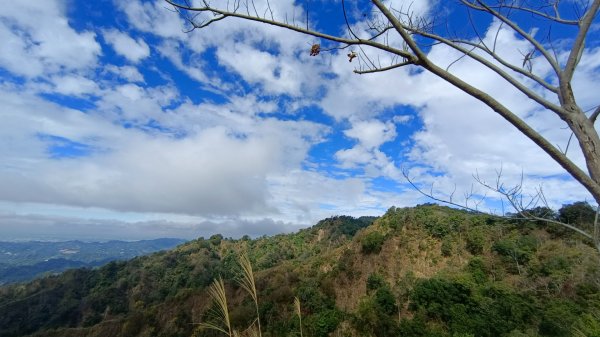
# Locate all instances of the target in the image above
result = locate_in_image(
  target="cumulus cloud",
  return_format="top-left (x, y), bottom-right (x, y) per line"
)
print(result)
top-left (51, 75), bottom-right (99, 96)
top-left (103, 29), bottom-right (150, 63)
top-left (1, 0), bottom-right (598, 242)
top-left (103, 65), bottom-right (145, 83)
top-left (0, 0), bottom-right (100, 78)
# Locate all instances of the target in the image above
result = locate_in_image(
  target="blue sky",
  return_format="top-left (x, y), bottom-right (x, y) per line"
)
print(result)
top-left (0, 0), bottom-right (598, 240)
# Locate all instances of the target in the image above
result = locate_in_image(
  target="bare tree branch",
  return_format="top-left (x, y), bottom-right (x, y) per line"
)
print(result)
top-left (165, 0), bottom-right (417, 61)
top-left (563, 0), bottom-right (600, 84)
top-left (461, 0), bottom-right (562, 75)
top-left (354, 60), bottom-right (415, 74)
top-left (485, 3), bottom-right (580, 25)
top-left (165, 0), bottom-right (600, 252)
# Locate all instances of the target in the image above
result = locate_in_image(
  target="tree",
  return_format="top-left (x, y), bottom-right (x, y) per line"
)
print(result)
top-left (165, 0), bottom-right (600, 250)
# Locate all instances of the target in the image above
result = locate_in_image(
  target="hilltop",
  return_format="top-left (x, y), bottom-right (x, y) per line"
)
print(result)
top-left (0, 205), bottom-right (598, 337)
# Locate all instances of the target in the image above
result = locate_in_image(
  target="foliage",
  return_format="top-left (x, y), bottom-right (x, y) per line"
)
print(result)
top-left (1, 204), bottom-right (600, 337)
top-left (366, 272), bottom-right (386, 292)
top-left (374, 286), bottom-right (397, 316)
top-left (493, 234), bottom-right (538, 265)
top-left (558, 202), bottom-right (596, 225)
top-left (441, 237), bottom-right (453, 257)
top-left (572, 309), bottom-right (600, 337)
top-left (465, 227), bottom-right (486, 255)
top-left (305, 308), bottom-right (343, 337)
top-left (361, 232), bottom-right (385, 254)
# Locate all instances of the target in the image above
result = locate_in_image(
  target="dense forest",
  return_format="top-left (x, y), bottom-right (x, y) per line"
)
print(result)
top-left (0, 204), bottom-right (599, 337)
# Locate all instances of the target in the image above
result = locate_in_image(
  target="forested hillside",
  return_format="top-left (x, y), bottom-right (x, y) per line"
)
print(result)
top-left (0, 239), bottom-right (185, 285)
top-left (0, 205), bottom-right (598, 337)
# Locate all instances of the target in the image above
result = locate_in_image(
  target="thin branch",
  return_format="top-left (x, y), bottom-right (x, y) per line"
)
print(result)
top-left (563, 0), bottom-right (600, 83)
top-left (342, 0), bottom-right (360, 40)
top-left (354, 60), bottom-right (414, 74)
top-left (485, 3), bottom-right (580, 25)
top-left (402, 168), bottom-right (594, 241)
top-left (164, 0), bottom-right (416, 61)
top-left (447, 38), bottom-right (558, 92)
top-left (461, 0), bottom-right (562, 76)
top-left (412, 29), bottom-right (563, 112)
top-left (473, 173), bottom-right (594, 240)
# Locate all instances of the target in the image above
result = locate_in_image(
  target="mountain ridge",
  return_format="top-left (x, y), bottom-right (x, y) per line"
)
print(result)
top-left (0, 205), bottom-right (598, 337)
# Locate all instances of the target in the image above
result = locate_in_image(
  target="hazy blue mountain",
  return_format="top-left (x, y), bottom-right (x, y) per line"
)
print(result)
top-left (0, 238), bottom-right (185, 284)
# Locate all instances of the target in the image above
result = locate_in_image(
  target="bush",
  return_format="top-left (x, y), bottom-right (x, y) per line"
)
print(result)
top-left (467, 257), bottom-right (488, 284)
top-left (424, 218), bottom-right (453, 238)
top-left (441, 237), bottom-right (453, 256)
top-left (209, 234), bottom-right (223, 246)
top-left (361, 232), bottom-right (385, 254)
top-left (410, 278), bottom-right (474, 320)
top-left (353, 297), bottom-right (398, 337)
top-left (366, 272), bottom-right (386, 292)
top-left (539, 300), bottom-right (579, 337)
top-left (374, 287), bottom-right (397, 316)
top-left (492, 235), bottom-right (538, 265)
top-left (306, 309), bottom-right (343, 337)
top-left (466, 228), bottom-right (485, 255)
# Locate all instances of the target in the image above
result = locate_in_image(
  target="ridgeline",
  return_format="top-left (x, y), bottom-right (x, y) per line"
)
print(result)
top-left (0, 205), bottom-right (598, 337)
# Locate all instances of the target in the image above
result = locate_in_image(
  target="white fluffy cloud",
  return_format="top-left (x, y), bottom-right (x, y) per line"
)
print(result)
top-left (103, 29), bottom-right (150, 63)
top-left (0, 1), bottom-right (100, 78)
top-left (51, 75), bottom-right (99, 96)
top-left (0, 0), bottom-right (598, 241)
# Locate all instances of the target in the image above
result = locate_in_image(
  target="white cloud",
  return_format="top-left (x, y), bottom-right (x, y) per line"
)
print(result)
top-left (104, 65), bottom-right (145, 83)
top-left (344, 120), bottom-right (397, 149)
top-left (103, 29), bottom-right (150, 63)
top-left (51, 75), bottom-right (99, 96)
top-left (0, 0), bottom-right (100, 78)
top-left (1, 0), bottom-right (598, 242)
top-left (400, 21), bottom-right (595, 207)
top-left (117, 0), bottom-right (186, 39)
top-left (0, 84), bottom-right (328, 218)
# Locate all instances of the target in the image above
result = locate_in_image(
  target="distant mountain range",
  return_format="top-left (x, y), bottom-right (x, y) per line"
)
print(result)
top-left (0, 238), bottom-right (186, 285)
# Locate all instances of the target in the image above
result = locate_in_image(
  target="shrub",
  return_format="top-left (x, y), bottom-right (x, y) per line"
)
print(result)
top-left (441, 237), bottom-right (453, 257)
top-left (466, 228), bottom-right (485, 255)
top-left (374, 287), bottom-right (397, 316)
top-left (306, 309), bottom-right (342, 337)
top-left (209, 234), bottom-right (223, 246)
top-left (361, 232), bottom-right (385, 254)
top-left (467, 257), bottom-right (488, 284)
top-left (366, 272), bottom-right (386, 292)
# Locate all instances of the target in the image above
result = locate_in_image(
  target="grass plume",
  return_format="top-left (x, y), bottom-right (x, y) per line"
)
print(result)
top-left (198, 277), bottom-right (233, 337)
top-left (237, 253), bottom-right (262, 337)
top-left (294, 296), bottom-right (303, 337)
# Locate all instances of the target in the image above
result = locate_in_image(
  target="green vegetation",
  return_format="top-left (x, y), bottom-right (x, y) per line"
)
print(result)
top-left (0, 239), bottom-right (185, 285)
top-left (0, 205), bottom-right (599, 337)
top-left (361, 232), bottom-right (385, 254)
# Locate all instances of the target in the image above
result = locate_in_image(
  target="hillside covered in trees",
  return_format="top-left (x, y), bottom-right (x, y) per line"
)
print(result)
top-left (0, 204), bottom-right (599, 337)
top-left (0, 239), bottom-right (185, 285)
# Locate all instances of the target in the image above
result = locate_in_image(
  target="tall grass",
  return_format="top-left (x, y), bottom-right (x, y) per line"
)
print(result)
top-left (237, 253), bottom-right (262, 337)
top-left (197, 277), bottom-right (233, 336)
top-left (294, 296), bottom-right (304, 337)
top-left (197, 253), bottom-right (306, 337)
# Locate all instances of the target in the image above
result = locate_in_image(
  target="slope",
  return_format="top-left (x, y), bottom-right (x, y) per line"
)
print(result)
top-left (0, 206), bottom-right (598, 337)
